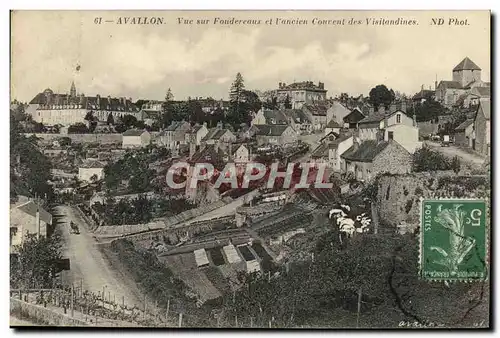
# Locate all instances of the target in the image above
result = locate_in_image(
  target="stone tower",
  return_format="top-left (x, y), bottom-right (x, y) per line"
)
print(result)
top-left (452, 57), bottom-right (482, 88)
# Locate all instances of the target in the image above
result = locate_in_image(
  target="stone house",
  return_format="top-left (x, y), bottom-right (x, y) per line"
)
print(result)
top-left (233, 144), bottom-right (250, 163)
top-left (464, 87), bottom-right (491, 108)
top-left (251, 109), bottom-right (288, 126)
top-left (185, 124), bottom-right (209, 146)
top-left (202, 128), bottom-right (237, 150)
top-left (340, 139), bottom-right (412, 181)
top-left (310, 133), bottom-right (353, 171)
top-left (122, 129), bottom-right (151, 148)
top-left (255, 125), bottom-right (297, 146)
top-left (78, 159), bottom-right (106, 182)
top-left (10, 198), bottom-right (52, 252)
top-left (159, 120), bottom-right (191, 149)
top-left (473, 98), bottom-right (490, 156)
top-left (454, 119), bottom-right (474, 147)
top-left (358, 107), bottom-right (414, 141)
top-left (276, 81), bottom-right (327, 109)
top-left (302, 103), bottom-right (328, 131)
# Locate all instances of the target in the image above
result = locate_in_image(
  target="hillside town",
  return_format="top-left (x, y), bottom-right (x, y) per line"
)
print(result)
top-left (10, 56), bottom-right (490, 328)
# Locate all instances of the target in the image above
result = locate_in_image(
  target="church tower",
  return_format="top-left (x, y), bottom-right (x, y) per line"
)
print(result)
top-left (70, 81), bottom-right (77, 97)
top-left (452, 57), bottom-right (482, 88)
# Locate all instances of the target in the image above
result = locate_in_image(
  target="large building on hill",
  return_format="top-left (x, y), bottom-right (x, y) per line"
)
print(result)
top-left (27, 83), bottom-right (141, 126)
top-left (276, 81), bottom-right (327, 109)
top-left (435, 57), bottom-right (490, 107)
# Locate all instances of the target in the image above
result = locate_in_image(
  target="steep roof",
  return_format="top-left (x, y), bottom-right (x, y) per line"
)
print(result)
top-left (263, 110), bottom-right (289, 124)
top-left (303, 103), bottom-right (328, 116)
top-left (343, 108), bottom-right (366, 124)
top-left (165, 121), bottom-right (188, 131)
top-left (203, 128), bottom-right (230, 141)
top-left (341, 140), bottom-right (390, 162)
top-left (453, 57), bottom-right (481, 71)
top-left (454, 119), bottom-right (474, 131)
top-left (326, 119), bottom-right (341, 128)
top-left (438, 80), bottom-right (463, 90)
top-left (282, 109), bottom-right (310, 123)
top-left (478, 98), bottom-right (490, 121)
top-left (311, 142), bottom-right (329, 158)
top-left (16, 201), bottom-right (52, 225)
top-left (255, 125), bottom-right (290, 136)
top-left (80, 159), bottom-right (106, 169)
top-left (190, 144), bottom-right (227, 163)
top-left (472, 87), bottom-right (491, 98)
top-left (123, 129), bottom-right (146, 136)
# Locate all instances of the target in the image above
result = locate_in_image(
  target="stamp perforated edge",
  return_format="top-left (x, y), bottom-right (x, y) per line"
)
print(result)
top-left (418, 196), bottom-right (490, 283)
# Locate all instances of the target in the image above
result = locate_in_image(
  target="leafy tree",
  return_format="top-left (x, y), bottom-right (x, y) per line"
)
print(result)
top-left (263, 97), bottom-right (278, 110)
top-left (57, 137), bottom-right (72, 147)
top-left (412, 147), bottom-right (453, 172)
top-left (10, 116), bottom-right (53, 202)
top-left (10, 233), bottom-right (62, 289)
top-left (284, 94), bottom-right (292, 109)
top-left (408, 98), bottom-right (446, 122)
top-left (451, 156), bottom-right (461, 174)
top-left (121, 114), bottom-right (138, 128)
top-left (68, 122), bottom-right (89, 134)
top-left (84, 111), bottom-right (95, 122)
top-left (107, 112), bottom-right (115, 125)
top-left (368, 85), bottom-right (395, 110)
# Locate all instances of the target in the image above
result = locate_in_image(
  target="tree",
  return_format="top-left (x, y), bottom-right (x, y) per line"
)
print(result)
top-left (284, 94), bottom-right (292, 109)
top-left (412, 147), bottom-right (453, 172)
top-left (368, 85), bottom-right (395, 110)
top-left (161, 88), bottom-right (175, 128)
top-left (107, 112), bottom-right (115, 125)
top-left (339, 93), bottom-right (349, 104)
top-left (409, 98), bottom-right (446, 122)
top-left (68, 123), bottom-right (89, 134)
top-left (229, 73), bottom-right (245, 105)
top-left (263, 97), bottom-right (278, 110)
top-left (10, 233), bottom-right (63, 289)
top-left (121, 114), bottom-right (138, 128)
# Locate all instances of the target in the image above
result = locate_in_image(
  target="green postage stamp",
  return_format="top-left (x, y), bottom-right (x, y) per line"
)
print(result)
top-left (420, 199), bottom-right (488, 281)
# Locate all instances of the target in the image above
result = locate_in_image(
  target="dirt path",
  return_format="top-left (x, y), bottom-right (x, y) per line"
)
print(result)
top-left (427, 141), bottom-right (486, 167)
top-left (55, 205), bottom-right (142, 308)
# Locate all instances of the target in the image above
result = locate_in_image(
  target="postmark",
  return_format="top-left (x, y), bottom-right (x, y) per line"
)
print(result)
top-left (420, 198), bottom-right (487, 281)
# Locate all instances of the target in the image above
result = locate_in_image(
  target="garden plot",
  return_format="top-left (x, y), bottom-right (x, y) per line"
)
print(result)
top-left (237, 245), bottom-right (256, 262)
top-left (207, 247), bottom-right (226, 266)
top-left (161, 253), bottom-right (222, 303)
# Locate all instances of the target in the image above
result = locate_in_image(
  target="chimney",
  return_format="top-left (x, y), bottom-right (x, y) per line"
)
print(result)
top-left (203, 122), bottom-right (207, 128)
top-left (421, 84), bottom-right (424, 91)
top-left (353, 134), bottom-right (360, 151)
top-left (108, 95), bottom-right (112, 105)
top-left (96, 94), bottom-right (101, 107)
top-left (413, 114), bottom-right (417, 127)
top-left (378, 105), bottom-right (386, 115)
top-left (401, 100), bottom-right (407, 112)
top-left (369, 106), bottom-right (375, 115)
top-left (435, 80), bottom-right (438, 91)
top-left (229, 143), bottom-right (233, 160)
top-left (389, 103), bottom-right (397, 114)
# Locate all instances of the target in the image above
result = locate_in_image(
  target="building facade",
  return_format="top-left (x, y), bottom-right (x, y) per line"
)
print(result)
top-left (473, 98), bottom-right (491, 156)
top-left (276, 81), bottom-right (327, 109)
top-left (122, 129), bottom-right (151, 148)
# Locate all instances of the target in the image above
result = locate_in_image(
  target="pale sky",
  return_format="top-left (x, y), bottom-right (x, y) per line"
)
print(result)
top-left (11, 10), bottom-right (490, 102)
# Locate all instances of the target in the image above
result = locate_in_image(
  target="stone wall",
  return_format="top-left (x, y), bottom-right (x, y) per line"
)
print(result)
top-left (23, 133), bottom-right (123, 145)
top-left (375, 172), bottom-right (490, 230)
top-left (10, 298), bottom-right (87, 327)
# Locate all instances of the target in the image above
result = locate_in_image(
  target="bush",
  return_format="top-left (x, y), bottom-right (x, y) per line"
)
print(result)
top-left (412, 147), bottom-right (453, 172)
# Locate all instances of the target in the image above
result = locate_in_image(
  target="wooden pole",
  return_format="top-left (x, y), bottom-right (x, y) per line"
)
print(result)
top-left (356, 287), bottom-right (362, 328)
top-left (250, 317), bottom-right (253, 328)
top-left (235, 315), bottom-right (238, 327)
top-left (80, 280), bottom-right (83, 298)
top-left (144, 295), bottom-right (147, 319)
top-left (178, 313), bottom-right (183, 327)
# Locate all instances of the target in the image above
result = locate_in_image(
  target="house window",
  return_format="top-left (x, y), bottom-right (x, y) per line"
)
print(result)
top-left (388, 131), bottom-right (394, 140)
top-left (396, 114), bottom-right (401, 124)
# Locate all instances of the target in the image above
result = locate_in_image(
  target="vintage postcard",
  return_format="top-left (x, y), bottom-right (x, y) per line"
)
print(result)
top-left (10, 10), bottom-right (491, 328)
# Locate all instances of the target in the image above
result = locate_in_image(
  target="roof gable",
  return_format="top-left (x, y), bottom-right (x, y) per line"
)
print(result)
top-left (343, 108), bottom-right (366, 123)
top-left (255, 125), bottom-right (290, 136)
top-left (123, 129), bottom-right (146, 136)
top-left (455, 119), bottom-right (474, 131)
top-left (340, 140), bottom-right (390, 162)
